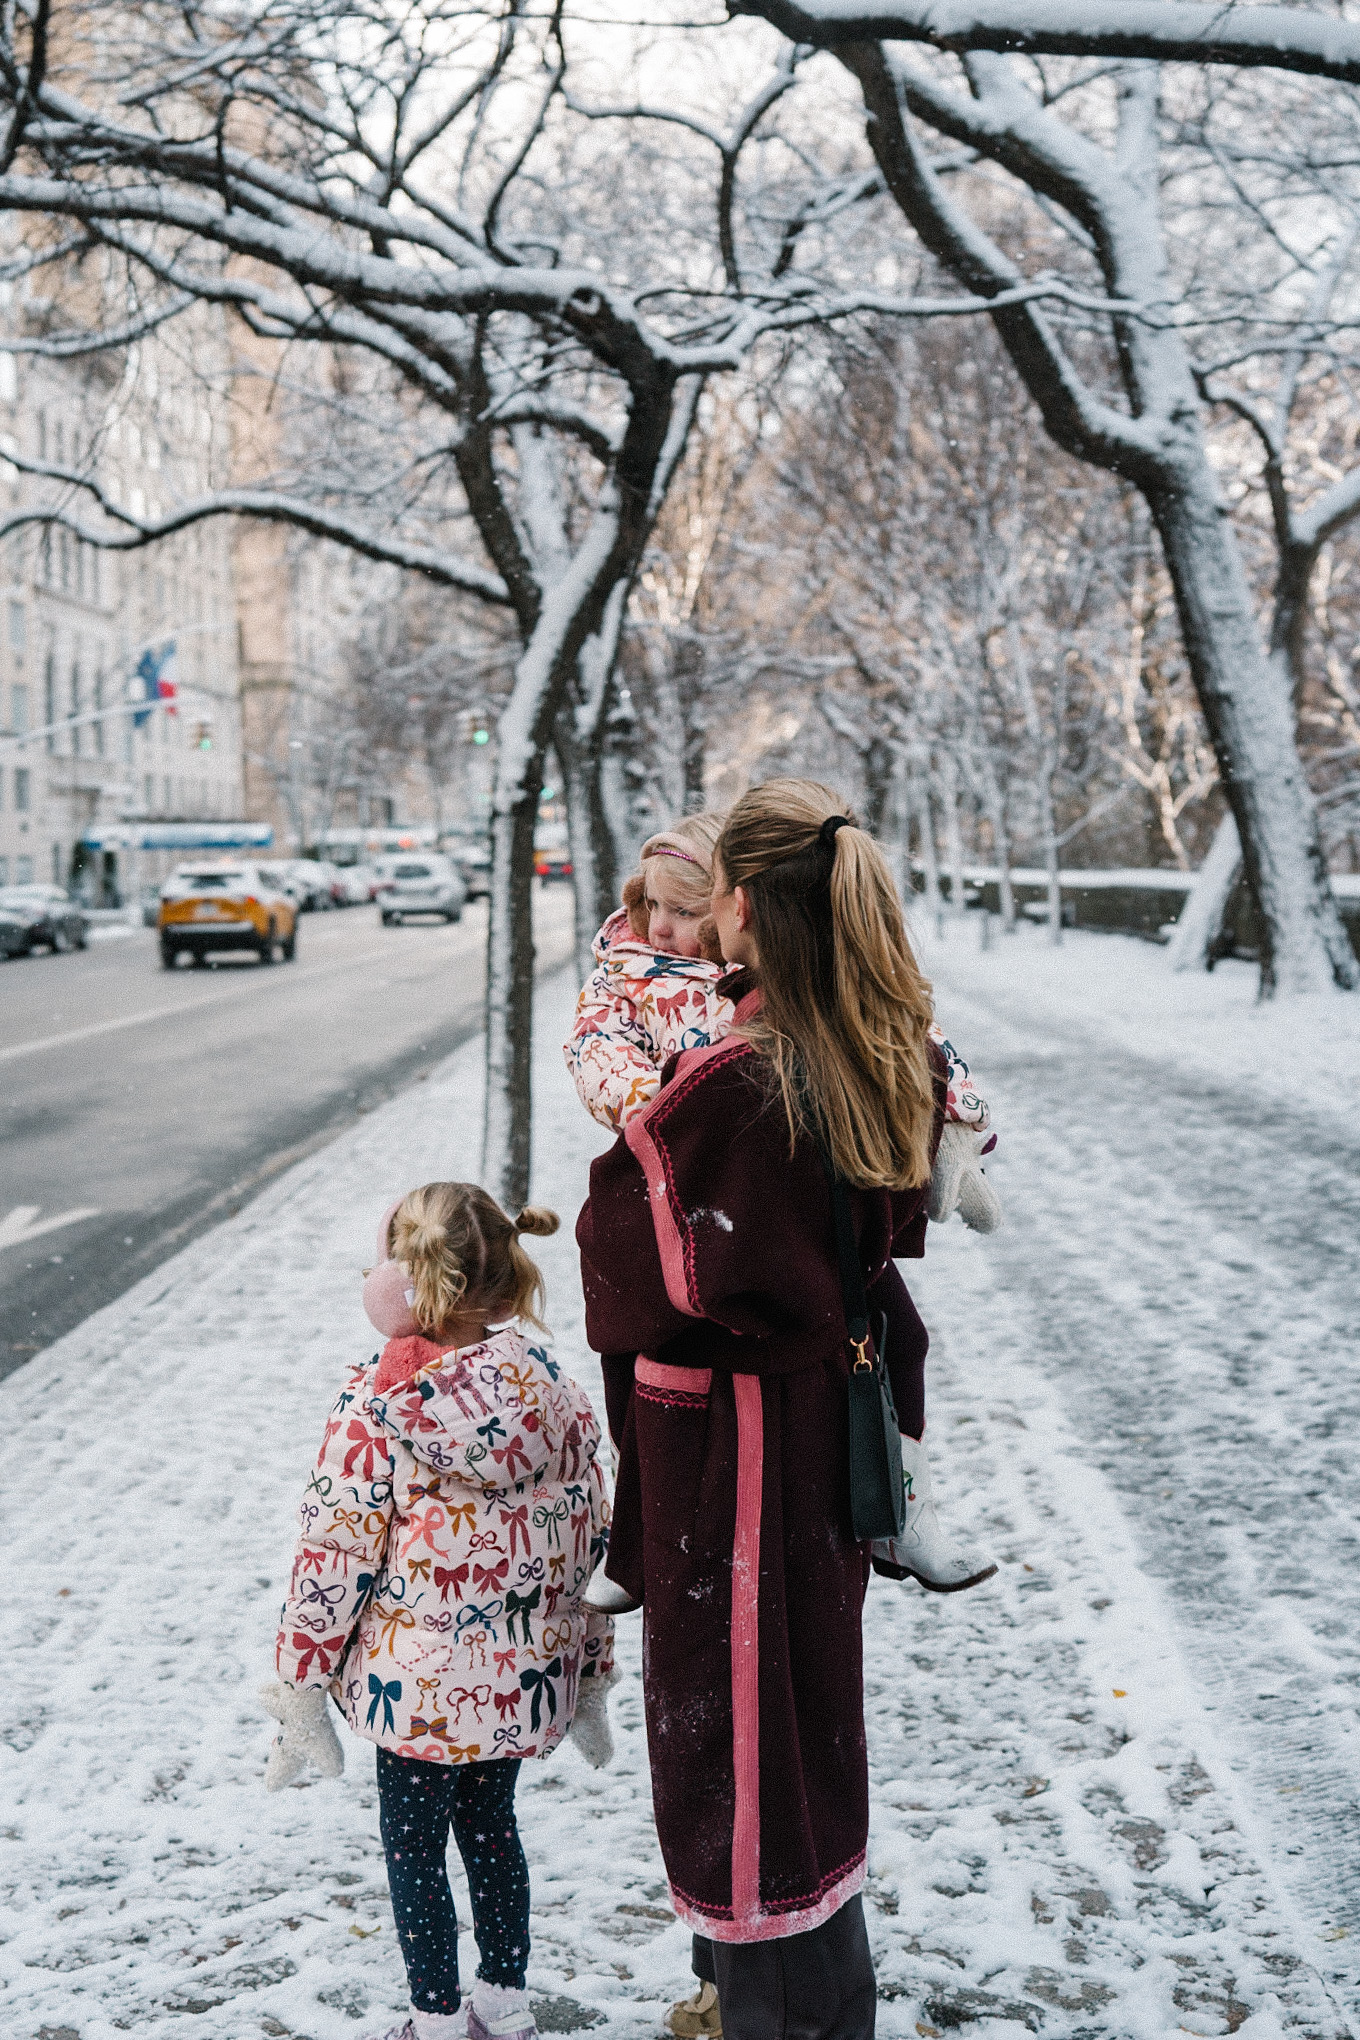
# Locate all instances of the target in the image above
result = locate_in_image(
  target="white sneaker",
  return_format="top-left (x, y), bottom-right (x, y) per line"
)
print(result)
top-left (368, 2008), bottom-right (467, 2040)
top-left (872, 1435), bottom-right (997, 1593)
top-left (467, 1983), bottom-right (536, 2040)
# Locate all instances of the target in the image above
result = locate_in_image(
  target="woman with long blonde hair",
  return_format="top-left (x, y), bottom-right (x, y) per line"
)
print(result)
top-left (578, 780), bottom-right (995, 2040)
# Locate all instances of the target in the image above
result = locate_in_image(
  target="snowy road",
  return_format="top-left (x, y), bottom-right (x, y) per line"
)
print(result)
top-left (0, 940), bottom-right (1355, 2040)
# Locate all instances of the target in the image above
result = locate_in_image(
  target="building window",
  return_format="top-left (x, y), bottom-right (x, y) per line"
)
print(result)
top-left (144, 772), bottom-right (154, 813)
top-left (15, 853), bottom-right (32, 883)
top-left (0, 856), bottom-right (7, 886)
top-left (94, 670), bottom-right (104, 756)
top-left (52, 842), bottom-right (62, 885)
top-left (14, 766), bottom-right (29, 811)
top-left (9, 601), bottom-right (24, 661)
top-left (164, 774), bottom-right (172, 813)
top-left (8, 683), bottom-right (23, 734)
top-left (44, 649), bottom-right (55, 752)
top-left (70, 660), bottom-right (82, 756)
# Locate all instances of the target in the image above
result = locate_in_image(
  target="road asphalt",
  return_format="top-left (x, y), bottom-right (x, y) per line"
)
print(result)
top-left (0, 891), bottom-right (574, 1374)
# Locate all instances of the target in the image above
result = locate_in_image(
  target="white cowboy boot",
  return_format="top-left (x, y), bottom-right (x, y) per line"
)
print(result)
top-left (928, 1124), bottom-right (1002, 1233)
top-left (583, 1562), bottom-right (641, 1615)
top-left (872, 1434), bottom-right (997, 1593)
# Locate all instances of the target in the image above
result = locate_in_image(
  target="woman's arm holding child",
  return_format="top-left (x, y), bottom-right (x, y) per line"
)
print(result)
top-left (564, 972), bottom-right (664, 1131)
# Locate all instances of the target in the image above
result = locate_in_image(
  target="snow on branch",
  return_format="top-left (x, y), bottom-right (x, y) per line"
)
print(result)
top-left (0, 452), bottom-right (512, 604)
top-left (728, 0), bottom-right (1360, 85)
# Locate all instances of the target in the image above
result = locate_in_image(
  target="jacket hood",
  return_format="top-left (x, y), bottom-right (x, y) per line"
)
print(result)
top-left (592, 909), bottom-right (726, 983)
top-left (368, 1329), bottom-right (595, 1493)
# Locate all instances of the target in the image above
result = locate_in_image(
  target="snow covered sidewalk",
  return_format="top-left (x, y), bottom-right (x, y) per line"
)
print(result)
top-left (0, 959), bottom-right (1353, 2040)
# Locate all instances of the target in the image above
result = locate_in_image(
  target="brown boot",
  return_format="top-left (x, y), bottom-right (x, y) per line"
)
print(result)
top-left (666, 1982), bottom-right (721, 2038)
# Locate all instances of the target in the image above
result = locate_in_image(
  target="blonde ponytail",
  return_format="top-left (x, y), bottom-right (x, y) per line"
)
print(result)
top-left (714, 779), bottom-right (937, 1189)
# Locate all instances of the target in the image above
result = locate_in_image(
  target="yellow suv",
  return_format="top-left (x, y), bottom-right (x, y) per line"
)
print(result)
top-left (158, 862), bottom-right (299, 970)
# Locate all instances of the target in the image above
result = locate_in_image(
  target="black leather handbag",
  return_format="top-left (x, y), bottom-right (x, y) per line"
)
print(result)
top-left (828, 1166), bottom-right (906, 1543)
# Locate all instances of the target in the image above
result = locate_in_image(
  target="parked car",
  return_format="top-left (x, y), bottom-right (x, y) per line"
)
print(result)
top-left (258, 859), bottom-right (333, 911)
top-left (377, 854), bottom-right (466, 925)
top-left (0, 885), bottom-right (90, 953)
top-left (448, 837), bottom-right (492, 901)
top-left (533, 829), bottom-right (573, 884)
top-left (310, 859), bottom-right (350, 908)
top-left (337, 863), bottom-right (379, 905)
top-left (0, 899), bottom-right (35, 958)
top-left (158, 863), bottom-right (299, 968)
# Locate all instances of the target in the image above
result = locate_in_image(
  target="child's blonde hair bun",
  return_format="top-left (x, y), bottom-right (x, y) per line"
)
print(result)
top-left (386, 1182), bottom-right (555, 1336)
top-left (514, 1205), bottom-right (560, 1238)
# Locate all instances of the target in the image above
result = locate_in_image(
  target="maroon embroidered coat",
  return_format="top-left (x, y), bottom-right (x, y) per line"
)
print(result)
top-left (577, 1000), bottom-right (943, 1945)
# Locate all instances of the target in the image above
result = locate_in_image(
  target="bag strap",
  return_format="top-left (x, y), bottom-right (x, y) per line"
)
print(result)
top-left (822, 1153), bottom-right (874, 1374)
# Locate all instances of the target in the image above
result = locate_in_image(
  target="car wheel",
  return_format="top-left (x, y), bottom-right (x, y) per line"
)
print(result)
top-left (160, 941), bottom-right (178, 970)
top-left (190, 948), bottom-right (209, 969)
top-left (382, 911), bottom-right (400, 928)
top-left (259, 925), bottom-right (277, 964)
top-left (282, 926), bottom-right (297, 961)
top-left (445, 909), bottom-right (462, 923)
top-left (52, 927), bottom-right (73, 953)
top-left (74, 932), bottom-right (88, 950)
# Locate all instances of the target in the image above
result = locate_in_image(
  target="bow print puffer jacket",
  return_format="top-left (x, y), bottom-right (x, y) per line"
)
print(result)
top-left (564, 909), bottom-right (735, 1132)
top-left (276, 1328), bottom-right (613, 1764)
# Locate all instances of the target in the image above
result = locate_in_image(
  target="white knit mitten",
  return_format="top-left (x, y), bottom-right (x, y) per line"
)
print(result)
top-left (261, 1680), bottom-right (345, 1790)
top-left (927, 1123), bottom-right (1002, 1233)
top-left (566, 1671), bottom-right (615, 1769)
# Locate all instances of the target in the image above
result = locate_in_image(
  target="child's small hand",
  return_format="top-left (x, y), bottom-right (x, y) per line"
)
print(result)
top-left (566, 1669), bottom-right (615, 1769)
top-left (261, 1679), bottom-right (345, 1790)
top-left (927, 1124), bottom-right (1002, 1234)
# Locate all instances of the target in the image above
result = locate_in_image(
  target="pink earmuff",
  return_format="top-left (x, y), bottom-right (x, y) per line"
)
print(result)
top-left (362, 1197), bottom-right (421, 1339)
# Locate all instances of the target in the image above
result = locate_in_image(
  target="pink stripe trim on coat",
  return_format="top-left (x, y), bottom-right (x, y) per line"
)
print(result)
top-left (635, 1357), bottom-right (713, 1394)
top-left (668, 1854), bottom-right (867, 1945)
top-left (730, 1372), bottom-right (764, 1928)
top-left (624, 1036), bottom-right (745, 1318)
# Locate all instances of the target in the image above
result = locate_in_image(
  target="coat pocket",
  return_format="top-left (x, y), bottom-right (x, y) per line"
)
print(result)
top-left (633, 1356), bottom-right (713, 1553)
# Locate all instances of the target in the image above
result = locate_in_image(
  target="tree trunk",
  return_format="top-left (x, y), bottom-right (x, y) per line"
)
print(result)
top-left (910, 755), bottom-right (944, 932)
top-left (1166, 808), bottom-right (1240, 973)
top-left (970, 744), bottom-right (1017, 930)
top-left (482, 779), bottom-right (541, 1211)
top-left (938, 748), bottom-right (966, 918)
top-left (1034, 747), bottom-right (1062, 945)
top-left (1149, 468), bottom-right (1358, 993)
top-left (888, 747), bottom-right (913, 904)
top-left (863, 734), bottom-right (894, 836)
top-left (559, 719), bottom-right (624, 985)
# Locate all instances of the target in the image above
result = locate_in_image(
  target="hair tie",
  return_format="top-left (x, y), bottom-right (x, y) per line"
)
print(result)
top-left (648, 846), bottom-right (701, 867)
top-left (820, 815), bottom-right (851, 849)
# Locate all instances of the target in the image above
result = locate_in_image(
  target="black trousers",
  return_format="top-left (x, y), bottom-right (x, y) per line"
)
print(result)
top-left (691, 1895), bottom-right (876, 2040)
top-left (375, 1747), bottom-right (529, 2013)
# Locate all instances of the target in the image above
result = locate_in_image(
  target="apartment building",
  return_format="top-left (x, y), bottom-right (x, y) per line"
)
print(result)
top-left (0, 324), bottom-right (245, 904)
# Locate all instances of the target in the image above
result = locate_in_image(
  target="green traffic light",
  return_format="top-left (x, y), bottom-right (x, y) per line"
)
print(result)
top-left (473, 729), bottom-right (489, 745)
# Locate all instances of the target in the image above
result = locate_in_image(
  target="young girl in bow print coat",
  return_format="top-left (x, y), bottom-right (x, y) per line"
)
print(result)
top-left (265, 1183), bottom-right (614, 2040)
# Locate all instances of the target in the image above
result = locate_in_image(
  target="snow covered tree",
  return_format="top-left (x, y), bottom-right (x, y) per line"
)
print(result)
top-left (732, 4), bottom-right (1360, 991)
top-left (0, 0), bottom-right (1035, 1198)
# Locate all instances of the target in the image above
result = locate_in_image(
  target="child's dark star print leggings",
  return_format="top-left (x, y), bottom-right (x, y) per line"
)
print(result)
top-left (376, 1747), bottom-right (530, 2014)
